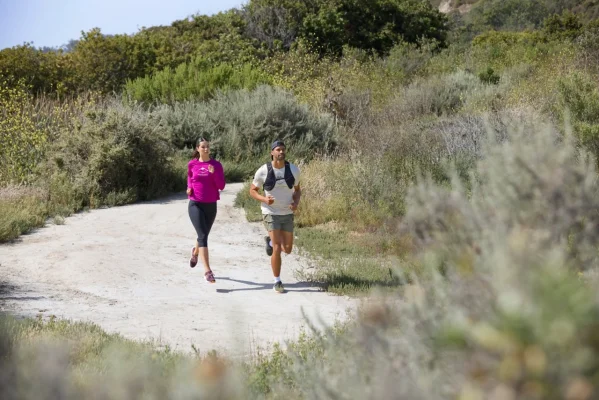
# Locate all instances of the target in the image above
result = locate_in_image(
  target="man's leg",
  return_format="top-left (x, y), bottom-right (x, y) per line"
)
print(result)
top-left (281, 214), bottom-right (295, 254)
top-left (281, 231), bottom-right (294, 254)
top-left (269, 229), bottom-right (284, 279)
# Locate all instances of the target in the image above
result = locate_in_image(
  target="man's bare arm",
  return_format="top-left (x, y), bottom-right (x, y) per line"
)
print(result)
top-left (250, 184), bottom-right (274, 205)
top-left (290, 184), bottom-right (301, 211)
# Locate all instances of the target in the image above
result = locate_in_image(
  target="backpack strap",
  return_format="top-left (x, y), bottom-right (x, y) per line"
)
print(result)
top-left (283, 161), bottom-right (295, 189)
top-left (263, 161), bottom-right (294, 191)
top-left (263, 162), bottom-right (275, 191)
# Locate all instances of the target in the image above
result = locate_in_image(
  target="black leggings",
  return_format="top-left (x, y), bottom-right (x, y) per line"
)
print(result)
top-left (188, 201), bottom-right (217, 247)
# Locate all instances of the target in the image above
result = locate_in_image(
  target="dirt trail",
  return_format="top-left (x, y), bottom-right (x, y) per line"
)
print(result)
top-left (0, 183), bottom-right (355, 357)
top-left (439, 0), bottom-right (452, 13)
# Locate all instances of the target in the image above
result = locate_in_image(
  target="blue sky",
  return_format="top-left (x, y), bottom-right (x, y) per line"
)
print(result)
top-left (0, 0), bottom-right (246, 50)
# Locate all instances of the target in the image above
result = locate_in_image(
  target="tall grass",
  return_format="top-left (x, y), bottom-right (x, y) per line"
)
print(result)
top-left (0, 315), bottom-right (244, 399)
top-left (0, 186), bottom-right (48, 242)
top-left (0, 80), bottom-right (48, 185)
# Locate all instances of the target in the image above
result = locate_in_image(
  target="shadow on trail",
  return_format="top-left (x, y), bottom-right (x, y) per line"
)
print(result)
top-left (215, 277), bottom-right (326, 294)
top-left (0, 281), bottom-right (46, 311)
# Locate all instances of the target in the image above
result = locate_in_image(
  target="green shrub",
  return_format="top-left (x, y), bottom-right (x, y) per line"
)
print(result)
top-left (0, 80), bottom-right (47, 185)
top-left (49, 99), bottom-right (185, 208)
top-left (294, 106), bottom-right (547, 232)
top-left (396, 70), bottom-right (485, 118)
top-left (576, 19), bottom-right (599, 71)
top-left (233, 181), bottom-right (262, 222)
top-left (266, 120), bottom-right (599, 399)
top-left (478, 66), bottom-right (501, 84)
top-left (469, 30), bottom-right (567, 73)
top-left (557, 72), bottom-right (599, 162)
top-left (467, 0), bottom-right (549, 32)
top-left (123, 57), bottom-right (271, 105)
top-left (0, 315), bottom-right (244, 399)
top-left (543, 10), bottom-right (583, 40)
top-left (557, 72), bottom-right (599, 124)
top-left (155, 85), bottom-right (337, 163)
top-left (382, 39), bottom-right (441, 82)
top-left (404, 120), bottom-right (599, 275)
top-left (0, 187), bottom-right (48, 242)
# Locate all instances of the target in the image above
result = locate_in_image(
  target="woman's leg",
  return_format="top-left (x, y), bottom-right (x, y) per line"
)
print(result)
top-left (197, 203), bottom-right (217, 272)
top-left (188, 201), bottom-right (202, 267)
top-left (189, 201), bottom-right (214, 273)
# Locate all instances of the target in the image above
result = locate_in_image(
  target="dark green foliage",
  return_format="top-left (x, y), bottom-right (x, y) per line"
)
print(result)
top-left (0, 43), bottom-right (74, 96)
top-left (294, 0), bottom-right (448, 56)
top-left (543, 10), bottom-right (584, 39)
top-left (478, 66), bottom-right (500, 84)
top-left (557, 72), bottom-right (599, 164)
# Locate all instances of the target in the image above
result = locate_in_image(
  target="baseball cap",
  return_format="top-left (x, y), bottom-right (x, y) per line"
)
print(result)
top-left (271, 140), bottom-right (285, 150)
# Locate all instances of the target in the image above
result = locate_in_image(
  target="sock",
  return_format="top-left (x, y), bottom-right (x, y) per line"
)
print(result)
top-left (269, 240), bottom-right (273, 247)
top-left (274, 276), bottom-right (281, 283)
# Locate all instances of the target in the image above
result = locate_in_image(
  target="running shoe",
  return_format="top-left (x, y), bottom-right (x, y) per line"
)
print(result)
top-left (265, 236), bottom-right (273, 256)
top-left (273, 281), bottom-right (285, 293)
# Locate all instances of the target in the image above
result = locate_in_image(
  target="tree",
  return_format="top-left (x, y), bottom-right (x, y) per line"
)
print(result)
top-left (467, 0), bottom-right (549, 32)
top-left (0, 43), bottom-right (73, 95)
top-left (303, 0), bottom-right (448, 56)
top-left (543, 10), bottom-right (583, 40)
top-left (244, 0), bottom-right (448, 56)
top-left (70, 28), bottom-right (146, 93)
top-left (242, 4), bottom-right (298, 50)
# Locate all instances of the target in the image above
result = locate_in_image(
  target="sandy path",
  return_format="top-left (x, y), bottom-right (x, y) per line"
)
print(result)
top-left (0, 183), bottom-right (355, 357)
top-left (439, 0), bottom-right (451, 13)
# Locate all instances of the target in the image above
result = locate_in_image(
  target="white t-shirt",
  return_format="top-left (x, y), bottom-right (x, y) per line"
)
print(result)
top-left (252, 162), bottom-right (300, 215)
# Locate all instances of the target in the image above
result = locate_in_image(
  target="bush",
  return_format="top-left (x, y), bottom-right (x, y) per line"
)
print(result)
top-left (470, 30), bottom-right (563, 73)
top-left (557, 72), bottom-right (599, 161)
top-left (270, 120), bottom-right (599, 399)
top-left (382, 39), bottom-right (441, 82)
top-left (123, 58), bottom-right (271, 105)
top-left (0, 315), bottom-right (244, 399)
top-left (576, 20), bottom-right (599, 71)
top-left (404, 120), bottom-right (599, 274)
top-left (466, 0), bottom-right (549, 32)
top-left (0, 80), bottom-right (47, 185)
top-left (155, 85), bottom-right (337, 163)
top-left (295, 105), bottom-right (548, 232)
top-left (478, 66), bottom-right (500, 84)
top-left (262, 43), bottom-right (409, 115)
top-left (396, 70), bottom-right (484, 118)
top-left (557, 72), bottom-right (599, 124)
top-left (543, 10), bottom-right (583, 40)
top-left (0, 187), bottom-right (48, 242)
top-left (48, 99), bottom-right (184, 208)
top-left (297, 153), bottom-right (407, 228)
top-left (0, 79), bottom-right (102, 186)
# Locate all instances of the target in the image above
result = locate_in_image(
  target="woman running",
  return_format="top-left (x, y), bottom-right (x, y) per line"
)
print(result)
top-left (187, 137), bottom-right (225, 283)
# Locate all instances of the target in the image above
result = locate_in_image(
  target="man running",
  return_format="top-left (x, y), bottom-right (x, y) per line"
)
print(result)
top-left (249, 140), bottom-right (301, 293)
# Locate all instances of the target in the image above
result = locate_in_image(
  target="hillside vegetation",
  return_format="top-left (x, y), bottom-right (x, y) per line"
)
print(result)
top-left (3, 0), bottom-right (599, 398)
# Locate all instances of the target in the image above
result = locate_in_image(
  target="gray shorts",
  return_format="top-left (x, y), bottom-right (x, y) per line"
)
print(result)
top-left (263, 213), bottom-right (294, 233)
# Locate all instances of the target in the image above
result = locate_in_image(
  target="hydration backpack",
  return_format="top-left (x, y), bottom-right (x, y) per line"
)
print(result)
top-left (263, 161), bottom-right (295, 191)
